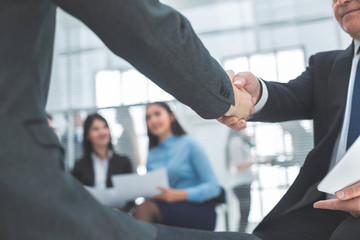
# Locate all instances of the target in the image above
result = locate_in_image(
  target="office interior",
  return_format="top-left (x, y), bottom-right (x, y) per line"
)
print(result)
top-left (46, 0), bottom-right (351, 233)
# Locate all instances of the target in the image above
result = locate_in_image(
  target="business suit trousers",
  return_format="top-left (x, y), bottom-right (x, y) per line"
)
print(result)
top-left (253, 204), bottom-right (352, 240)
top-left (233, 184), bottom-right (252, 232)
top-left (155, 225), bottom-right (260, 240)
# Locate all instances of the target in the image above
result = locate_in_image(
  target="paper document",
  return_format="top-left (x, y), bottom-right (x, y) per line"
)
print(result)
top-left (112, 168), bottom-right (169, 201)
top-left (84, 186), bottom-right (126, 208)
top-left (318, 136), bottom-right (360, 194)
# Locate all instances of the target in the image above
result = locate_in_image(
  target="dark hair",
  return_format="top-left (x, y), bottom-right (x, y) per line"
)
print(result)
top-left (82, 113), bottom-right (114, 161)
top-left (146, 102), bottom-right (186, 149)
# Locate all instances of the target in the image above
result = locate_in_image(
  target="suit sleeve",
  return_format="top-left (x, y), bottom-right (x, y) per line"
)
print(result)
top-left (251, 55), bottom-right (315, 122)
top-left (51, 0), bottom-right (234, 119)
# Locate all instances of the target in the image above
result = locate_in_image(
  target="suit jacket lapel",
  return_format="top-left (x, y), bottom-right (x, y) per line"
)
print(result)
top-left (327, 43), bottom-right (354, 130)
top-left (106, 156), bottom-right (115, 187)
top-left (83, 159), bottom-right (95, 186)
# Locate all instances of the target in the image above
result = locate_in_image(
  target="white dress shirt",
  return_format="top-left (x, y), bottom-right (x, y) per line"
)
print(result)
top-left (255, 40), bottom-right (360, 192)
top-left (91, 150), bottom-right (113, 189)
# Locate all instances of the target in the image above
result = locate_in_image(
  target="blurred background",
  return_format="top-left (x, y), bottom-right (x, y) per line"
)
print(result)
top-left (46, 0), bottom-right (351, 233)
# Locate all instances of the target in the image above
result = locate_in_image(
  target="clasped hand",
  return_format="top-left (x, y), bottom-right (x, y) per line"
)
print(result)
top-left (153, 187), bottom-right (187, 203)
top-left (218, 71), bottom-right (261, 131)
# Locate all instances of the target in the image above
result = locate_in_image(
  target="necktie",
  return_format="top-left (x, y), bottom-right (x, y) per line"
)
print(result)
top-left (346, 57), bottom-right (360, 150)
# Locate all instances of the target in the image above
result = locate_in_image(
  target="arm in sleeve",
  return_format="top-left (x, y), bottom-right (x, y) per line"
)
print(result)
top-left (51, 0), bottom-right (234, 119)
top-left (251, 55), bottom-right (315, 122)
top-left (253, 79), bottom-right (269, 114)
top-left (185, 139), bottom-right (221, 203)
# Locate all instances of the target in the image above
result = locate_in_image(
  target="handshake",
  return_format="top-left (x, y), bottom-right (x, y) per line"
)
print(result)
top-left (218, 70), bottom-right (262, 131)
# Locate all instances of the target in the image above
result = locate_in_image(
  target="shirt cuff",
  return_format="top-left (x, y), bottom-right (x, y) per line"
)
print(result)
top-left (185, 188), bottom-right (199, 202)
top-left (254, 78), bottom-right (268, 114)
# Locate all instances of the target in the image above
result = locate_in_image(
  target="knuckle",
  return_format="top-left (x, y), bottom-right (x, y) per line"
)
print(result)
top-left (347, 186), bottom-right (356, 198)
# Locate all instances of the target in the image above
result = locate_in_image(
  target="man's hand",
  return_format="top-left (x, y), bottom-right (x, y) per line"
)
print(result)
top-left (314, 182), bottom-right (360, 217)
top-left (233, 72), bottom-right (262, 105)
top-left (218, 71), bottom-right (261, 131)
top-left (153, 187), bottom-right (187, 203)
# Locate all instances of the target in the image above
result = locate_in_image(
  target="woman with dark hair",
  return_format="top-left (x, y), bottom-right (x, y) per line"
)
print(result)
top-left (133, 102), bottom-right (221, 231)
top-left (72, 113), bottom-right (132, 189)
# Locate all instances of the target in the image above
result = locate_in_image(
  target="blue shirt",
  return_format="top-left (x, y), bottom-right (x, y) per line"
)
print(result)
top-left (146, 134), bottom-right (221, 203)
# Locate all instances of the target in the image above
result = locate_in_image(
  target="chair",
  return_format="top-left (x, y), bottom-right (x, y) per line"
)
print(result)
top-left (208, 187), bottom-right (229, 231)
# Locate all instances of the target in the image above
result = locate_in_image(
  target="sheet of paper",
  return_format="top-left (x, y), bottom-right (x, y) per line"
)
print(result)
top-left (318, 136), bottom-right (360, 194)
top-left (112, 168), bottom-right (169, 201)
top-left (84, 186), bottom-right (126, 208)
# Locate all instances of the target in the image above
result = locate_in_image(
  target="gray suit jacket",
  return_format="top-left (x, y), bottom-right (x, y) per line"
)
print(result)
top-left (0, 0), bottom-right (234, 239)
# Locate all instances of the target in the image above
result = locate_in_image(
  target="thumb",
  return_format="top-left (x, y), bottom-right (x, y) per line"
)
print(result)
top-left (233, 76), bottom-right (246, 89)
top-left (226, 70), bottom-right (235, 79)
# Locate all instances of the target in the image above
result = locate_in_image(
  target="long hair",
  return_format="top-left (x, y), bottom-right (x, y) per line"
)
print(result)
top-left (146, 102), bottom-right (186, 149)
top-left (81, 113), bottom-right (114, 161)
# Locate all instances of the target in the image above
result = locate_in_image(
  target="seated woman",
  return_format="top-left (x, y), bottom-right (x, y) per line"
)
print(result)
top-left (133, 102), bottom-right (221, 231)
top-left (72, 113), bottom-right (132, 189)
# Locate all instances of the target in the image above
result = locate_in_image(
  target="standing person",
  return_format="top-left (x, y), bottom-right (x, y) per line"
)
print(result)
top-left (47, 113), bottom-right (57, 134)
top-left (133, 102), bottom-right (221, 231)
top-left (61, 112), bottom-right (85, 161)
top-left (226, 130), bottom-right (256, 233)
top-left (1, 0), bottom-right (257, 239)
top-left (72, 113), bottom-right (132, 189)
top-left (220, 0), bottom-right (360, 239)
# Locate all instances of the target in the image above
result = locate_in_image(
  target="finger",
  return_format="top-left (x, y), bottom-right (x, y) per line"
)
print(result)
top-left (234, 78), bottom-right (246, 89)
top-left (238, 119), bottom-right (247, 129)
top-left (157, 186), bottom-right (168, 192)
top-left (223, 124), bottom-right (243, 131)
top-left (153, 194), bottom-right (164, 200)
top-left (217, 116), bottom-right (239, 126)
top-left (230, 120), bottom-right (247, 131)
top-left (233, 73), bottom-right (250, 88)
top-left (314, 198), bottom-right (359, 213)
top-left (313, 199), bottom-right (342, 210)
top-left (336, 182), bottom-right (360, 200)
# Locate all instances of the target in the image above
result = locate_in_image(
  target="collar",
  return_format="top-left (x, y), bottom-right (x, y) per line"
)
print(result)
top-left (91, 150), bottom-right (113, 162)
top-left (354, 39), bottom-right (360, 56)
top-left (160, 134), bottom-right (176, 147)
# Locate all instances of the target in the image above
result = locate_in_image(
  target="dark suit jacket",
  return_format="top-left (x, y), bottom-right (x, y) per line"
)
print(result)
top-left (72, 153), bottom-right (132, 188)
top-left (252, 44), bottom-right (354, 232)
top-left (1, 0), bottom-right (235, 239)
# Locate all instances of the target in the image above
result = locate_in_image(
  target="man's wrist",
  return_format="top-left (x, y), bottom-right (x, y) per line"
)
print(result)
top-left (254, 78), bottom-right (268, 113)
top-left (256, 78), bottom-right (263, 104)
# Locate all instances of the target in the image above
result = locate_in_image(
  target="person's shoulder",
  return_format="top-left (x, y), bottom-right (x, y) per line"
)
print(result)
top-left (74, 157), bottom-right (87, 165)
top-left (72, 157), bottom-right (88, 172)
top-left (311, 47), bottom-right (351, 64)
top-left (112, 153), bottom-right (133, 168)
top-left (308, 49), bottom-right (347, 70)
top-left (148, 144), bottom-right (161, 153)
top-left (177, 134), bottom-right (194, 143)
top-left (112, 153), bottom-right (131, 162)
top-left (312, 49), bottom-right (344, 59)
top-left (178, 134), bottom-right (201, 148)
